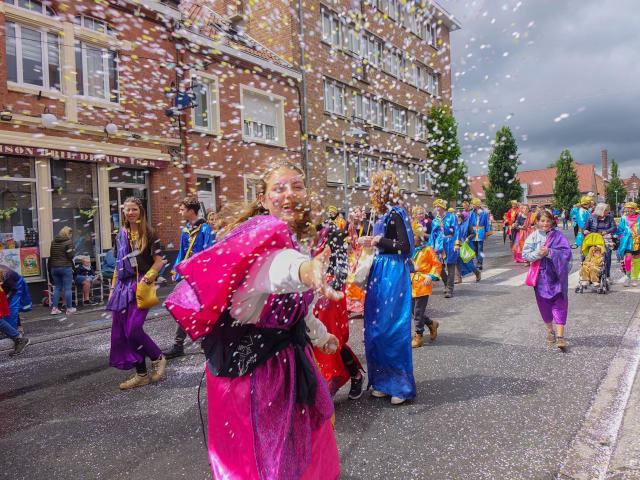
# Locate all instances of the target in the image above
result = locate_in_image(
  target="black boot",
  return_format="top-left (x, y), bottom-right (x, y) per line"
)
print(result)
top-left (163, 344), bottom-right (185, 360)
top-left (10, 337), bottom-right (30, 356)
top-left (348, 373), bottom-right (364, 400)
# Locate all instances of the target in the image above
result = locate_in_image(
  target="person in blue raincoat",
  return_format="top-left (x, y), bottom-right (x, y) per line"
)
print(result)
top-left (569, 203), bottom-right (580, 242)
top-left (0, 265), bottom-right (32, 356)
top-left (164, 196), bottom-right (215, 359)
top-left (574, 195), bottom-right (593, 247)
top-left (359, 170), bottom-right (415, 405)
top-left (456, 210), bottom-right (482, 283)
top-left (429, 199), bottom-right (460, 298)
top-left (468, 197), bottom-right (492, 271)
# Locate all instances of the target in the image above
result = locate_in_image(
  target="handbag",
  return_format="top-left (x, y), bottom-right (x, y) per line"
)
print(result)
top-left (352, 247), bottom-right (374, 287)
top-left (459, 240), bottom-right (476, 263)
top-left (525, 233), bottom-right (552, 287)
top-left (136, 280), bottom-right (160, 310)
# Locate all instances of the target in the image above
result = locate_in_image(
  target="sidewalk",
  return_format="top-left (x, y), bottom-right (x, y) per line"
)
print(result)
top-left (607, 367), bottom-right (640, 479)
top-left (0, 285), bottom-right (174, 352)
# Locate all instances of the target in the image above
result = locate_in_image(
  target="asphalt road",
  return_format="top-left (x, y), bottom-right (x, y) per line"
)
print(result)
top-left (1, 234), bottom-right (639, 480)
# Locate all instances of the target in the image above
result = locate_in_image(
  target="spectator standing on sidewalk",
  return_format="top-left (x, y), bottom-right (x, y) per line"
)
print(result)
top-left (49, 226), bottom-right (76, 315)
top-left (0, 265), bottom-right (32, 355)
top-left (107, 197), bottom-right (168, 390)
top-left (164, 197), bottom-right (215, 360)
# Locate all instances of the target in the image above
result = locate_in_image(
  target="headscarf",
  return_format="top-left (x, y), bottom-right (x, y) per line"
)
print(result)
top-left (471, 197), bottom-right (482, 207)
top-left (433, 198), bottom-right (447, 209)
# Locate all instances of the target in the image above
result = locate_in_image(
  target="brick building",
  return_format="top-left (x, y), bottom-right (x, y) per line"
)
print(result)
top-left (469, 161), bottom-right (607, 207)
top-left (0, 0), bottom-right (303, 291)
top-left (213, 0), bottom-right (461, 212)
top-left (623, 173), bottom-right (639, 202)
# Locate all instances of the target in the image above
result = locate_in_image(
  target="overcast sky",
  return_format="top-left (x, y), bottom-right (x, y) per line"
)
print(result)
top-left (444, 0), bottom-right (640, 179)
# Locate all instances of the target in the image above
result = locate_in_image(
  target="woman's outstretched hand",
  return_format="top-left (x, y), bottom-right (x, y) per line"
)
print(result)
top-left (319, 333), bottom-right (340, 354)
top-left (299, 247), bottom-right (344, 301)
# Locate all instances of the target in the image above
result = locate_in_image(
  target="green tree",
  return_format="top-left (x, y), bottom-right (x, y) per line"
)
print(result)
top-left (605, 159), bottom-right (627, 214)
top-left (553, 149), bottom-right (580, 211)
top-left (426, 106), bottom-right (464, 203)
top-left (483, 126), bottom-right (523, 219)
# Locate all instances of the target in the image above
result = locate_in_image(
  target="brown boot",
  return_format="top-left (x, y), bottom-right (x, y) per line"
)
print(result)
top-left (411, 333), bottom-right (424, 348)
top-left (119, 374), bottom-right (150, 390)
top-left (150, 355), bottom-right (167, 382)
top-left (427, 320), bottom-right (439, 342)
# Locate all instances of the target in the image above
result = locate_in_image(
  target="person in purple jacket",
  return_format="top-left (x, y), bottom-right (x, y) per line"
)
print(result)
top-left (522, 209), bottom-right (572, 350)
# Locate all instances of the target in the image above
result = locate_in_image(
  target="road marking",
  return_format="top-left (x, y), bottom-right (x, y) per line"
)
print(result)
top-left (495, 271), bottom-right (527, 286)
top-left (469, 267), bottom-right (510, 281)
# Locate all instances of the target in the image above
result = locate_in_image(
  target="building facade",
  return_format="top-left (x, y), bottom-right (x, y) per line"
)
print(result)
top-left (0, 0), bottom-right (302, 289)
top-left (623, 173), bottom-right (639, 202)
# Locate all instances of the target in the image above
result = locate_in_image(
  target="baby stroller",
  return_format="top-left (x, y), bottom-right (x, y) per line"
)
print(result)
top-left (575, 233), bottom-right (611, 294)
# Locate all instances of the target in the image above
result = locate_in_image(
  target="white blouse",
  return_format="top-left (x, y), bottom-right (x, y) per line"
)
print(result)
top-left (230, 248), bottom-right (330, 347)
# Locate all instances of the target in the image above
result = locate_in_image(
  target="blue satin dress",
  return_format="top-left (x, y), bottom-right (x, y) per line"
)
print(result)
top-left (364, 206), bottom-right (416, 400)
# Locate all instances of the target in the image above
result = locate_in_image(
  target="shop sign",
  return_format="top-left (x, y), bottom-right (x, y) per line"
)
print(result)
top-left (0, 247), bottom-right (40, 277)
top-left (0, 144), bottom-right (166, 168)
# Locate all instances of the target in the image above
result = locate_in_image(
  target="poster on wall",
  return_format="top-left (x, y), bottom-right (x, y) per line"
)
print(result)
top-left (20, 247), bottom-right (41, 277)
top-left (0, 248), bottom-right (22, 275)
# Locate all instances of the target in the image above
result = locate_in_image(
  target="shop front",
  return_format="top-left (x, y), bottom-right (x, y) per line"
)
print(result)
top-left (0, 142), bottom-right (166, 287)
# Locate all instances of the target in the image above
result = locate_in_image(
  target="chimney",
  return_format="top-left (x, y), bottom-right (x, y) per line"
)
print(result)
top-left (601, 149), bottom-right (608, 181)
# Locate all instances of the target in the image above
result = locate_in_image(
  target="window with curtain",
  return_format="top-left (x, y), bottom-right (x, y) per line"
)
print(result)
top-left (4, 0), bottom-right (56, 16)
top-left (75, 41), bottom-right (119, 102)
top-left (192, 75), bottom-right (218, 132)
top-left (242, 89), bottom-right (282, 143)
top-left (5, 22), bottom-right (61, 90)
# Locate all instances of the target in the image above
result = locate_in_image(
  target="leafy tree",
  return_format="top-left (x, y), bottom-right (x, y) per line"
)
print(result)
top-left (605, 159), bottom-right (627, 214)
top-left (426, 106), bottom-right (464, 203)
top-left (553, 149), bottom-right (580, 211)
top-left (483, 126), bottom-right (523, 219)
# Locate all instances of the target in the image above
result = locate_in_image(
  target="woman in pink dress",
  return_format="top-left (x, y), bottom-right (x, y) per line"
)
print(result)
top-left (512, 204), bottom-right (534, 264)
top-left (166, 163), bottom-right (341, 480)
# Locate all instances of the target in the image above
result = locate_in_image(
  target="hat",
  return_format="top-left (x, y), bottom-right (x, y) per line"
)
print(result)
top-left (510, 200), bottom-right (519, 206)
top-left (580, 195), bottom-right (593, 207)
top-left (433, 198), bottom-right (447, 209)
top-left (624, 201), bottom-right (638, 210)
top-left (327, 205), bottom-right (338, 214)
top-left (471, 198), bottom-right (482, 207)
top-left (448, 207), bottom-right (455, 213)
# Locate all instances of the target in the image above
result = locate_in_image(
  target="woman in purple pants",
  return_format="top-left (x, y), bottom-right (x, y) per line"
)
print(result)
top-left (107, 197), bottom-right (168, 390)
top-left (523, 209), bottom-right (572, 350)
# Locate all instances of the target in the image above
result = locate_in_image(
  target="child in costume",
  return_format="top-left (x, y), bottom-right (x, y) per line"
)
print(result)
top-left (522, 209), bottom-right (572, 350)
top-left (165, 163), bottom-right (341, 480)
top-left (617, 202), bottom-right (640, 287)
top-left (410, 223), bottom-right (441, 348)
top-left (579, 245), bottom-right (604, 284)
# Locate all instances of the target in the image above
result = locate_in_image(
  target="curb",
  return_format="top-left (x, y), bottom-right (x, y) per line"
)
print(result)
top-left (1, 311), bottom-right (172, 353)
top-left (558, 303), bottom-right (640, 479)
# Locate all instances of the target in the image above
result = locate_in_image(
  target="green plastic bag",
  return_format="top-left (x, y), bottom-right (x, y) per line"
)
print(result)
top-left (459, 241), bottom-right (476, 263)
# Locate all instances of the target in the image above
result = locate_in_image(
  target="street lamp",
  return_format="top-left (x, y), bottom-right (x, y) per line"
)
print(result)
top-left (343, 126), bottom-right (368, 215)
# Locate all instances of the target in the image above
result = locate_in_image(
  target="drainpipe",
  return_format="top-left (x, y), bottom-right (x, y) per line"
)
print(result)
top-left (297, 0), bottom-right (310, 179)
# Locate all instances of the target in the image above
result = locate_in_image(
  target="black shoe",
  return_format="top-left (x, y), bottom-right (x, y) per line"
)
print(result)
top-left (475, 270), bottom-right (482, 282)
top-left (10, 337), bottom-right (30, 356)
top-left (477, 264), bottom-right (483, 271)
top-left (348, 374), bottom-right (364, 400)
top-left (163, 345), bottom-right (185, 360)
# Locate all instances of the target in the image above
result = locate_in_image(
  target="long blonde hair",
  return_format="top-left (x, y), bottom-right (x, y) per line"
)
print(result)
top-left (370, 170), bottom-right (402, 214)
top-left (123, 196), bottom-right (152, 253)
top-left (221, 162), bottom-right (315, 242)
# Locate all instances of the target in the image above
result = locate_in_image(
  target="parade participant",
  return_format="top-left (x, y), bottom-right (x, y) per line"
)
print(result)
top-left (456, 210), bottom-right (482, 282)
top-left (309, 198), bottom-right (364, 400)
top-left (107, 197), bottom-right (168, 390)
top-left (0, 265), bottom-right (32, 356)
top-left (359, 170), bottom-right (415, 405)
top-left (429, 199), bottom-right (459, 297)
top-left (165, 163), bottom-right (341, 479)
top-left (583, 202), bottom-right (616, 277)
top-left (579, 245), bottom-right (604, 284)
top-left (569, 203), bottom-right (580, 240)
top-left (468, 198), bottom-right (492, 271)
top-left (512, 204), bottom-right (534, 264)
top-left (164, 196), bottom-right (215, 360)
top-left (522, 209), bottom-right (572, 350)
top-left (574, 196), bottom-right (593, 247)
top-left (617, 202), bottom-right (639, 286)
top-left (504, 200), bottom-right (520, 246)
top-left (412, 205), bottom-right (431, 241)
top-left (345, 206), bottom-right (371, 316)
top-left (461, 201), bottom-right (471, 220)
top-left (410, 222), bottom-right (441, 348)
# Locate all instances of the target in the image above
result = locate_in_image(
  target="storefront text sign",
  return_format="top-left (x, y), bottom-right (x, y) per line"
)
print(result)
top-left (0, 144), bottom-right (166, 168)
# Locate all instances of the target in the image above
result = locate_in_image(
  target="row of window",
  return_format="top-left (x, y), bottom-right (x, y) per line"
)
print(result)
top-left (321, 8), bottom-right (440, 95)
top-left (4, 18), bottom-right (119, 102)
top-left (323, 78), bottom-right (430, 140)
top-left (373, 0), bottom-right (439, 45)
top-left (326, 150), bottom-right (429, 191)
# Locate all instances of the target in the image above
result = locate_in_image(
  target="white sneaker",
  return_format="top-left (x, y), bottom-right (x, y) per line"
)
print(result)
top-left (371, 390), bottom-right (388, 398)
top-left (624, 277), bottom-right (631, 287)
top-left (51, 307), bottom-right (61, 315)
top-left (633, 281), bottom-right (639, 287)
top-left (390, 396), bottom-right (406, 405)
top-left (66, 307), bottom-right (77, 314)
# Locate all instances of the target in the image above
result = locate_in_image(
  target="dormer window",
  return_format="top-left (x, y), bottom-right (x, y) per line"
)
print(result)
top-left (74, 15), bottom-right (115, 36)
top-left (3, 0), bottom-right (56, 16)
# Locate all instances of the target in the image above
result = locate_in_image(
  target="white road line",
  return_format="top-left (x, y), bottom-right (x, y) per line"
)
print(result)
top-left (495, 271), bottom-right (528, 287)
top-left (467, 267), bottom-right (510, 281)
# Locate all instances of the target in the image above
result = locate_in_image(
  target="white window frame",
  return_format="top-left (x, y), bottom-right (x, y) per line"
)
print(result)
top-left (414, 114), bottom-right (427, 141)
top-left (320, 7), bottom-right (342, 48)
top-left (194, 169), bottom-right (221, 214)
top-left (347, 25), bottom-right (362, 57)
top-left (74, 14), bottom-right (115, 35)
top-left (418, 170), bottom-right (428, 192)
top-left (191, 72), bottom-right (220, 134)
top-left (355, 155), bottom-right (377, 186)
top-left (6, 22), bottom-right (61, 91)
top-left (389, 104), bottom-right (407, 134)
top-left (244, 174), bottom-right (261, 203)
top-left (240, 85), bottom-right (285, 146)
top-left (323, 78), bottom-right (347, 117)
top-left (4, 0), bottom-right (56, 16)
top-left (364, 33), bottom-right (382, 67)
top-left (75, 40), bottom-right (119, 103)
